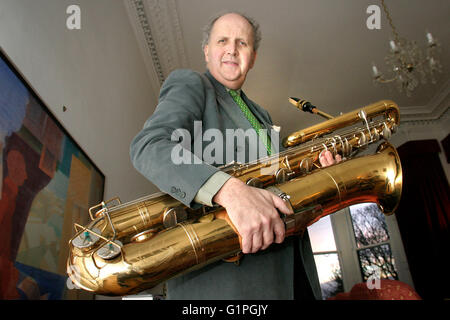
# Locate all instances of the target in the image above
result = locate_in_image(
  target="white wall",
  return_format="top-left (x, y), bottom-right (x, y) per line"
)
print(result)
top-left (0, 0), bottom-right (160, 203)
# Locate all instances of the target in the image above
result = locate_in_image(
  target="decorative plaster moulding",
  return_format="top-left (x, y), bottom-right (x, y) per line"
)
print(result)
top-left (399, 79), bottom-right (450, 124)
top-left (124, 0), bottom-right (188, 99)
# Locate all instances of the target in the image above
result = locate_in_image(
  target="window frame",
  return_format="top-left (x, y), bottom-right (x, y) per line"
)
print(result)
top-left (330, 206), bottom-right (414, 291)
top-left (309, 204), bottom-right (415, 296)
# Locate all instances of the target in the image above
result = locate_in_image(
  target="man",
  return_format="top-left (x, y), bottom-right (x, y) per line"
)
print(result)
top-left (130, 12), bottom-right (339, 299)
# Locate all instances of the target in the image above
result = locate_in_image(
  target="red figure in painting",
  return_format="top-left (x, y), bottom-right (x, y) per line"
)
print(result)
top-left (0, 149), bottom-right (27, 299)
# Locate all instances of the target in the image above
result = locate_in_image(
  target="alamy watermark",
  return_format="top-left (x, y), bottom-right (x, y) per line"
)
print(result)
top-left (366, 5), bottom-right (381, 30)
top-left (366, 266), bottom-right (382, 290)
top-left (66, 265), bottom-right (81, 290)
top-left (170, 121), bottom-right (280, 174)
top-left (66, 5), bottom-right (81, 30)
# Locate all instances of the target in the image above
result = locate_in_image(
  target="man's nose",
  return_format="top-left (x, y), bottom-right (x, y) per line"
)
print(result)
top-left (225, 42), bottom-right (238, 56)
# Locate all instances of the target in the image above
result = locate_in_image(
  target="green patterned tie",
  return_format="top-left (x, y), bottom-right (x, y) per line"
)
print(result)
top-left (229, 89), bottom-right (272, 155)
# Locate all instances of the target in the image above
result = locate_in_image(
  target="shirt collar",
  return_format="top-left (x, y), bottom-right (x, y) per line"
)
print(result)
top-left (225, 87), bottom-right (241, 95)
top-left (205, 69), bottom-right (242, 97)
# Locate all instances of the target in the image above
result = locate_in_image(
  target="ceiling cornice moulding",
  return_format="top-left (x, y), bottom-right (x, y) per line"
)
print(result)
top-left (124, 0), bottom-right (188, 93)
top-left (399, 79), bottom-right (450, 123)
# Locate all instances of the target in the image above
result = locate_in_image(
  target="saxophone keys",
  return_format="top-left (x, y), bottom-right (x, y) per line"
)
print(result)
top-left (97, 240), bottom-right (123, 260)
top-left (163, 207), bottom-right (188, 228)
top-left (358, 109), bottom-right (367, 120)
top-left (343, 138), bottom-right (352, 157)
top-left (88, 197), bottom-right (121, 220)
top-left (72, 228), bottom-right (101, 249)
top-left (222, 251), bottom-right (243, 265)
top-left (334, 135), bottom-right (348, 158)
top-left (381, 122), bottom-right (392, 140)
top-left (275, 168), bottom-right (294, 183)
top-left (318, 143), bottom-right (330, 162)
top-left (371, 127), bottom-right (380, 142)
top-left (198, 213), bottom-right (215, 223)
top-left (246, 177), bottom-right (264, 188)
top-left (331, 139), bottom-right (337, 156)
top-left (391, 123), bottom-right (398, 133)
top-left (357, 131), bottom-right (367, 147)
top-left (299, 157), bottom-right (312, 174)
top-left (131, 228), bottom-right (158, 243)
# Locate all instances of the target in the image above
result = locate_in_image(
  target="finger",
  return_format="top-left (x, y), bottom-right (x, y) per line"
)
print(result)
top-left (319, 151), bottom-right (330, 167)
top-left (241, 232), bottom-right (252, 254)
top-left (272, 194), bottom-right (293, 215)
top-left (326, 151), bottom-right (342, 165)
top-left (251, 232), bottom-right (263, 253)
top-left (325, 150), bottom-right (334, 164)
top-left (261, 227), bottom-right (274, 250)
top-left (273, 218), bottom-right (285, 244)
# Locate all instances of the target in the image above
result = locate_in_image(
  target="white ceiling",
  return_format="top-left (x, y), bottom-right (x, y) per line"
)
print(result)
top-left (126, 0), bottom-right (449, 138)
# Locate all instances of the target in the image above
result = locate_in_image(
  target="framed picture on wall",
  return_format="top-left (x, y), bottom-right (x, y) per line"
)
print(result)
top-left (0, 48), bottom-right (105, 300)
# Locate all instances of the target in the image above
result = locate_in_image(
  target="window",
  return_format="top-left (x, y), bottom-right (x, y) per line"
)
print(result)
top-left (349, 203), bottom-right (398, 282)
top-left (308, 215), bottom-right (343, 299)
top-left (307, 203), bottom-right (413, 300)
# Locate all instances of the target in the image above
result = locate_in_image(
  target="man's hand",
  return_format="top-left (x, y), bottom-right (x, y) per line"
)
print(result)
top-left (213, 177), bottom-right (293, 254)
top-left (213, 150), bottom-right (341, 254)
top-left (319, 150), bottom-right (342, 167)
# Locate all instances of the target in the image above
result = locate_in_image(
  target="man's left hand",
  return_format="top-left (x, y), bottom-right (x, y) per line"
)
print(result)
top-left (319, 150), bottom-right (342, 167)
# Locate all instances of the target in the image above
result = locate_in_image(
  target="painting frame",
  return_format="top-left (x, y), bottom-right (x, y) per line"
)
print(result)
top-left (0, 47), bottom-right (105, 300)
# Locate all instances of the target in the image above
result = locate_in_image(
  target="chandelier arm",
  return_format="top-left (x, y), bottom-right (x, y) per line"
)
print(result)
top-left (375, 76), bottom-right (398, 84)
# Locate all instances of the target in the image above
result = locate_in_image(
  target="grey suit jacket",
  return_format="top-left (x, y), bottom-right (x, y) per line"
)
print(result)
top-left (131, 69), bottom-right (275, 207)
top-left (130, 69), bottom-right (322, 300)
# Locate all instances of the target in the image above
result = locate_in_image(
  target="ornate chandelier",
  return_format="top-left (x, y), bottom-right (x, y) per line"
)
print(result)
top-left (371, 0), bottom-right (443, 97)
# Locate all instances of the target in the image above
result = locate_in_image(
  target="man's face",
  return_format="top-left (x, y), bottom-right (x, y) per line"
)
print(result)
top-left (203, 13), bottom-right (257, 90)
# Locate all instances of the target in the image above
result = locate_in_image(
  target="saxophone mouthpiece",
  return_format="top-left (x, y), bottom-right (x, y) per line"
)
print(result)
top-left (288, 97), bottom-right (334, 120)
top-left (288, 97), bottom-right (317, 114)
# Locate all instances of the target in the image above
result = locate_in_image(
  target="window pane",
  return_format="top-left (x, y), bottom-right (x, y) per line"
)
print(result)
top-left (357, 244), bottom-right (398, 281)
top-left (349, 203), bottom-right (390, 248)
top-left (308, 215), bottom-right (337, 253)
top-left (313, 253), bottom-right (343, 300)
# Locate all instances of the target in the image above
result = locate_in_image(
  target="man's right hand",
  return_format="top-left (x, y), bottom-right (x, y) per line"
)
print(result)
top-left (212, 177), bottom-right (293, 254)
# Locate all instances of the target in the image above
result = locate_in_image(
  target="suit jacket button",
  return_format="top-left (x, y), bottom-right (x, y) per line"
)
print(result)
top-left (180, 192), bottom-right (186, 198)
top-left (171, 186), bottom-right (177, 193)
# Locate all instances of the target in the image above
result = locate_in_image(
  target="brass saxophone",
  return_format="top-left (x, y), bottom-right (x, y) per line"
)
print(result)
top-left (67, 99), bottom-right (402, 296)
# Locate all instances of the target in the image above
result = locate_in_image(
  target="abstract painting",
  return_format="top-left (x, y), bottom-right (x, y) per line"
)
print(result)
top-left (0, 49), bottom-right (104, 300)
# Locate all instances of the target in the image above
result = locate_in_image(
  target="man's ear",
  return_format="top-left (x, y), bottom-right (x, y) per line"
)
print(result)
top-left (249, 50), bottom-right (257, 69)
top-left (203, 45), bottom-right (209, 63)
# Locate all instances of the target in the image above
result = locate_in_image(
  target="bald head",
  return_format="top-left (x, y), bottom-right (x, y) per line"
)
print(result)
top-left (202, 12), bottom-right (261, 52)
